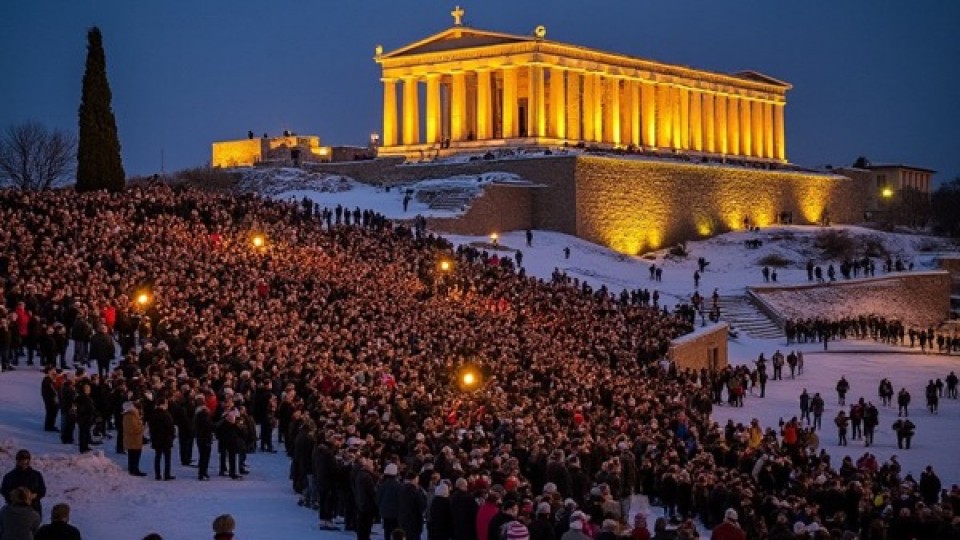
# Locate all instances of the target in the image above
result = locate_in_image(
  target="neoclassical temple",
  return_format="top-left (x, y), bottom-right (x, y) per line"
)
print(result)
top-left (375, 7), bottom-right (790, 161)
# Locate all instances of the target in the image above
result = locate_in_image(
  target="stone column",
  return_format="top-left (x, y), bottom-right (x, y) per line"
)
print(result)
top-left (714, 94), bottom-right (727, 155)
top-left (604, 77), bottom-right (620, 145)
top-left (528, 64), bottom-right (546, 138)
top-left (402, 76), bottom-right (420, 145)
top-left (689, 89), bottom-right (702, 152)
top-left (628, 79), bottom-right (641, 147)
top-left (566, 71), bottom-right (581, 141)
top-left (592, 73), bottom-right (604, 142)
top-left (475, 69), bottom-right (492, 140)
top-left (702, 91), bottom-right (715, 153)
top-left (763, 101), bottom-right (774, 159)
top-left (502, 66), bottom-right (518, 138)
top-left (671, 85), bottom-right (682, 149)
top-left (425, 74), bottom-right (441, 145)
top-left (656, 83), bottom-right (672, 148)
top-left (582, 72), bottom-right (595, 141)
top-left (773, 102), bottom-right (785, 160)
top-left (726, 94), bottom-right (739, 156)
top-left (752, 99), bottom-right (764, 157)
top-left (549, 67), bottom-right (566, 139)
top-left (739, 96), bottom-right (752, 157)
top-left (679, 87), bottom-right (690, 150)
top-left (640, 80), bottom-right (656, 147)
top-left (465, 73), bottom-right (477, 141)
top-left (450, 72), bottom-right (466, 142)
top-left (382, 78), bottom-right (398, 147)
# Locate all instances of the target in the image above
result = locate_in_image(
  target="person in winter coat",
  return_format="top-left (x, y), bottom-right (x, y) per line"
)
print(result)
top-left (353, 457), bottom-right (378, 540)
top-left (428, 482), bottom-right (454, 540)
top-left (74, 382), bottom-right (96, 453)
top-left (122, 401), bottom-right (147, 476)
top-left (215, 409), bottom-right (242, 480)
top-left (834, 411), bottom-right (849, 446)
top-left (377, 463), bottom-right (402, 536)
top-left (449, 478), bottom-right (478, 540)
top-left (0, 487), bottom-right (40, 540)
top-left (528, 502), bottom-right (556, 540)
top-left (58, 379), bottom-right (77, 445)
top-left (398, 470), bottom-right (427, 540)
top-left (1, 450), bottom-right (46, 516)
top-left (892, 418), bottom-right (916, 449)
top-left (88, 324), bottom-right (115, 379)
top-left (312, 433), bottom-right (339, 529)
top-left (148, 398), bottom-right (176, 480)
top-left (193, 396), bottom-right (215, 481)
top-left (40, 368), bottom-right (59, 432)
top-left (34, 503), bottom-right (82, 540)
top-left (710, 508), bottom-right (746, 540)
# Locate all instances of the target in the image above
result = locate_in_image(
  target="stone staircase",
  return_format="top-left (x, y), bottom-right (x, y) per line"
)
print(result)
top-left (419, 189), bottom-right (474, 211)
top-left (717, 294), bottom-right (784, 340)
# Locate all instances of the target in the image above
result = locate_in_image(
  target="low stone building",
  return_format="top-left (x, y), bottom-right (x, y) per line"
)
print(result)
top-left (212, 135), bottom-right (330, 168)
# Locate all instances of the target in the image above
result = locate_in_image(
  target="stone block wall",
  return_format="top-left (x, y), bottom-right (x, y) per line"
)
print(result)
top-left (749, 271), bottom-right (952, 328)
top-left (573, 156), bottom-right (866, 254)
top-left (668, 323), bottom-right (728, 371)
top-left (427, 184), bottom-right (533, 235)
top-left (305, 154), bottom-right (868, 255)
top-left (212, 139), bottom-right (264, 168)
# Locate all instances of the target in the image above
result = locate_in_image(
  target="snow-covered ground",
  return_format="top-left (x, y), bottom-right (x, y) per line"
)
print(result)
top-left (1, 172), bottom-right (958, 539)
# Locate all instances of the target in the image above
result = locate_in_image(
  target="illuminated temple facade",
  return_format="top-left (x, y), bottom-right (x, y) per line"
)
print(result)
top-left (375, 7), bottom-right (791, 161)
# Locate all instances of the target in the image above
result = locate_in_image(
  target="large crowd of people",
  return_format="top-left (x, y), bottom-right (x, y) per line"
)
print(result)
top-left (1, 183), bottom-right (959, 539)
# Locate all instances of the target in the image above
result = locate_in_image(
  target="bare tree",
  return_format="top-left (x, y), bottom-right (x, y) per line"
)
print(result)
top-left (0, 122), bottom-right (76, 190)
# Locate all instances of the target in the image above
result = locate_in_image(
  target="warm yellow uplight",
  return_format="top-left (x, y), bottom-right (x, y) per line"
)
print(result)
top-left (252, 234), bottom-right (266, 248)
top-left (439, 260), bottom-right (452, 272)
top-left (881, 187), bottom-right (894, 199)
top-left (136, 293), bottom-right (151, 306)
top-left (490, 232), bottom-right (499, 246)
top-left (456, 365), bottom-right (483, 392)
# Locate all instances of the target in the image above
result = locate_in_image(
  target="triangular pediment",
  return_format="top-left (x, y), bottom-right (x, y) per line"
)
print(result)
top-left (380, 27), bottom-right (534, 59)
top-left (733, 70), bottom-right (792, 89)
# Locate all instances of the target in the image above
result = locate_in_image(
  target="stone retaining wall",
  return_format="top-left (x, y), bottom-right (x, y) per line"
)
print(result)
top-left (749, 271), bottom-right (952, 328)
top-left (669, 323), bottom-right (729, 371)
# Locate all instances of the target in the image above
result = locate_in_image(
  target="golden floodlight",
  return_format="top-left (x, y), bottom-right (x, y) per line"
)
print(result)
top-left (489, 232), bottom-right (499, 246)
top-left (456, 365), bottom-right (483, 392)
top-left (251, 234), bottom-right (266, 248)
top-left (134, 290), bottom-right (152, 308)
top-left (881, 187), bottom-right (894, 199)
top-left (439, 259), bottom-right (452, 272)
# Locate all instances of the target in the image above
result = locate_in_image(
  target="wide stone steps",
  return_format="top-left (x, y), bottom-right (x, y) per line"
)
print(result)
top-left (716, 294), bottom-right (784, 340)
top-left (426, 192), bottom-right (473, 211)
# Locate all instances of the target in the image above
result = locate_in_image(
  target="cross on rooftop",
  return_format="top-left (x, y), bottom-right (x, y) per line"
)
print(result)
top-left (451, 6), bottom-right (465, 26)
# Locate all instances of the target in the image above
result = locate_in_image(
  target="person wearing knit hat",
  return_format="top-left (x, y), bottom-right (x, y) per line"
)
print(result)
top-left (505, 521), bottom-right (529, 540)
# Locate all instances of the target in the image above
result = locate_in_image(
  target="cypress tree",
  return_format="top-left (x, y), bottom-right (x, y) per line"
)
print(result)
top-left (76, 26), bottom-right (125, 192)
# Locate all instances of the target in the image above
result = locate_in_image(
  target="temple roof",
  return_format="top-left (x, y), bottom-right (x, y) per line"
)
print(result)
top-left (379, 26), bottom-right (791, 91)
top-left (380, 27), bottom-right (534, 59)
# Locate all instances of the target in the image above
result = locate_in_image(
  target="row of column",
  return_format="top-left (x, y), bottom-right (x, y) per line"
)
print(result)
top-left (382, 67), bottom-right (786, 160)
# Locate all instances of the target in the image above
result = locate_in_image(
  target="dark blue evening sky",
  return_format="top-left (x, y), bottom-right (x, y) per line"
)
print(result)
top-left (2, 1), bottom-right (958, 182)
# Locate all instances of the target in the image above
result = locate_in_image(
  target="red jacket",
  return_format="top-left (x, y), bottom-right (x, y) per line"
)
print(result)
top-left (711, 522), bottom-right (746, 540)
top-left (15, 305), bottom-right (30, 336)
top-left (101, 305), bottom-right (116, 329)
